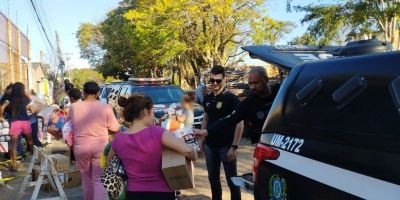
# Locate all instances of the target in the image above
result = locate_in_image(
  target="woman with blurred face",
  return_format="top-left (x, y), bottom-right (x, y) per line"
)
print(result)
top-left (69, 81), bottom-right (120, 200)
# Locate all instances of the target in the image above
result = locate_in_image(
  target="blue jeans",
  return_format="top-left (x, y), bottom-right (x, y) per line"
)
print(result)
top-left (30, 114), bottom-right (41, 146)
top-left (205, 145), bottom-right (241, 200)
top-left (31, 122), bottom-right (40, 146)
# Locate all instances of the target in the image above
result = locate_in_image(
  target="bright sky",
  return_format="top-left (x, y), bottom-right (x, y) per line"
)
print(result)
top-left (0, 0), bottom-right (331, 69)
top-left (0, 0), bottom-right (120, 69)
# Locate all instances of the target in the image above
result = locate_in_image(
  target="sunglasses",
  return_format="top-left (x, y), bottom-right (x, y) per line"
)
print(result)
top-left (210, 78), bottom-right (223, 84)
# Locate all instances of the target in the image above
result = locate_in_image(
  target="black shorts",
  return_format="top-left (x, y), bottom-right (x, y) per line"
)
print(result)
top-left (125, 191), bottom-right (175, 200)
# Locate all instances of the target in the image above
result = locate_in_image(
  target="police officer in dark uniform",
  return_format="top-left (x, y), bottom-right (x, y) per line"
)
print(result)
top-left (195, 66), bottom-right (278, 144)
top-left (201, 65), bottom-right (243, 200)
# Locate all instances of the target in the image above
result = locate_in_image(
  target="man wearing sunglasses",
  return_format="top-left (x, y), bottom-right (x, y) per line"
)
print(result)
top-left (195, 66), bottom-right (278, 144)
top-left (201, 65), bottom-right (244, 200)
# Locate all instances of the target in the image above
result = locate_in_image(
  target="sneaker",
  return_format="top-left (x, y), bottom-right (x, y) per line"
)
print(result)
top-left (35, 142), bottom-right (45, 148)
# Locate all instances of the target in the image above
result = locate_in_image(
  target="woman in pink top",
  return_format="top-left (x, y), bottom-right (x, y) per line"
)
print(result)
top-left (69, 82), bottom-right (120, 200)
top-left (107, 94), bottom-right (197, 200)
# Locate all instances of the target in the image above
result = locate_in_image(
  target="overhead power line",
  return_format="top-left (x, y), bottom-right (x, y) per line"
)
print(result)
top-left (28, 0), bottom-right (55, 51)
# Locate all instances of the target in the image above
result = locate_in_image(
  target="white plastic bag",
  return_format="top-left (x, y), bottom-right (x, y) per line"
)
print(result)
top-left (172, 128), bottom-right (200, 151)
top-left (62, 120), bottom-right (73, 139)
top-left (38, 105), bottom-right (58, 125)
top-left (31, 95), bottom-right (47, 113)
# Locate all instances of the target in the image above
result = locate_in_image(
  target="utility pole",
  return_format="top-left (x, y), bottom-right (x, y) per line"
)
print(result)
top-left (63, 53), bottom-right (72, 80)
top-left (55, 31), bottom-right (65, 83)
top-left (40, 50), bottom-right (44, 63)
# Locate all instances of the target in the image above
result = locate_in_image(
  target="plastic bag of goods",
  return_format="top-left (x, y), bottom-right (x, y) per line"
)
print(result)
top-left (38, 105), bottom-right (59, 125)
top-left (1, 128), bottom-right (9, 135)
top-left (1, 120), bottom-right (10, 135)
top-left (61, 120), bottom-right (73, 139)
top-left (1, 121), bottom-right (9, 129)
top-left (172, 128), bottom-right (200, 151)
top-left (31, 94), bottom-right (47, 113)
top-left (0, 134), bottom-right (10, 142)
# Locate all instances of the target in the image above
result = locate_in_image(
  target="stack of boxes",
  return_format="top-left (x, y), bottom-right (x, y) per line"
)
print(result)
top-left (0, 121), bottom-right (10, 153)
top-left (32, 141), bottom-right (81, 192)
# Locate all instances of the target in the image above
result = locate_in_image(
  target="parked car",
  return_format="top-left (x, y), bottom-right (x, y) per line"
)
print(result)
top-left (106, 81), bottom-right (127, 105)
top-left (99, 83), bottom-right (114, 104)
top-left (108, 78), bottom-right (204, 128)
top-left (233, 39), bottom-right (400, 199)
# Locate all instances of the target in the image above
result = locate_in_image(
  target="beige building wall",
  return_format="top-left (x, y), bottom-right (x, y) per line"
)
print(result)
top-left (31, 63), bottom-right (46, 93)
top-left (0, 11), bottom-right (30, 92)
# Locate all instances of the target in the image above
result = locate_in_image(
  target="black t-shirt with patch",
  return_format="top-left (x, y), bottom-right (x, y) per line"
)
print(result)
top-left (203, 89), bottom-right (239, 147)
top-left (207, 86), bottom-right (278, 141)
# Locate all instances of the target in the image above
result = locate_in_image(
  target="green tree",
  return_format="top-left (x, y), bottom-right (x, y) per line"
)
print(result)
top-left (251, 17), bottom-right (296, 45)
top-left (69, 69), bottom-right (105, 89)
top-left (288, 33), bottom-right (319, 45)
top-left (77, 0), bottom-right (295, 88)
top-left (76, 23), bottom-right (104, 66)
top-left (292, 0), bottom-right (400, 48)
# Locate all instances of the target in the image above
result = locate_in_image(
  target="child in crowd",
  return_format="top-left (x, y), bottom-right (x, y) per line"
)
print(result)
top-left (176, 94), bottom-right (195, 128)
top-left (63, 88), bottom-right (82, 163)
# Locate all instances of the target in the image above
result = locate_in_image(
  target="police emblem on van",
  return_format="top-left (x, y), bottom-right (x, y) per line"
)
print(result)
top-left (269, 174), bottom-right (287, 200)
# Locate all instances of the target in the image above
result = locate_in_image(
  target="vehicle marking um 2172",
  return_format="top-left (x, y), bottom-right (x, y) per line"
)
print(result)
top-left (270, 134), bottom-right (304, 153)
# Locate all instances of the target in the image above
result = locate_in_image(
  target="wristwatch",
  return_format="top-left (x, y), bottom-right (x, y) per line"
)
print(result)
top-left (231, 144), bottom-right (238, 150)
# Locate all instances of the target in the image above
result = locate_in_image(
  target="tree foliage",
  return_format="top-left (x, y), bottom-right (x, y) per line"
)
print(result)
top-left (251, 17), bottom-right (296, 45)
top-left (77, 0), bottom-right (295, 88)
top-left (69, 69), bottom-right (106, 89)
top-left (76, 23), bottom-right (104, 66)
top-left (292, 0), bottom-right (400, 48)
top-left (288, 33), bottom-right (319, 45)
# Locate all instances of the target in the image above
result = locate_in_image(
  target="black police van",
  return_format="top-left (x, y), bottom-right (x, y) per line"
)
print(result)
top-left (233, 39), bottom-right (400, 199)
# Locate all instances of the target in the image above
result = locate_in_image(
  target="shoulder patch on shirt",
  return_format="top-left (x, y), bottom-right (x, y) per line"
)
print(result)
top-left (216, 102), bottom-right (223, 109)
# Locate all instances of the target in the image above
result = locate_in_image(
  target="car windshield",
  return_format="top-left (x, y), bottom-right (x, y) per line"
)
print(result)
top-left (132, 86), bottom-right (183, 104)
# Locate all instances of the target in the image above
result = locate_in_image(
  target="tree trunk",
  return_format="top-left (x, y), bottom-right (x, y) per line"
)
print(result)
top-left (172, 67), bottom-right (176, 84)
top-left (393, 29), bottom-right (400, 50)
top-left (178, 68), bottom-right (182, 86)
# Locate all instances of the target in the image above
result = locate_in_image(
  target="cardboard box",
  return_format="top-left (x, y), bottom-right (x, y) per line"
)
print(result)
top-left (33, 165), bottom-right (81, 192)
top-left (50, 154), bottom-right (69, 172)
top-left (32, 165), bottom-right (42, 182)
top-left (32, 165), bottom-right (54, 193)
top-left (42, 146), bottom-right (71, 160)
top-left (162, 148), bottom-right (194, 190)
top-left (64, 169), bottom-right (81, 188)
top-left (2, 122), bottom-right (9, 128)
